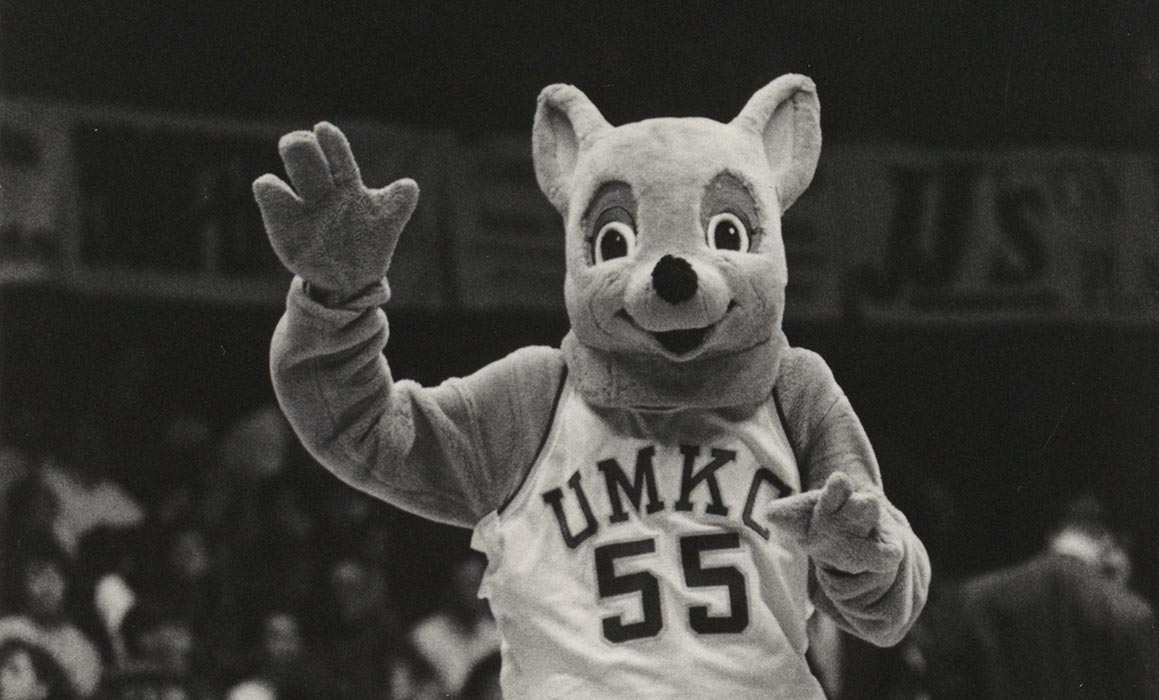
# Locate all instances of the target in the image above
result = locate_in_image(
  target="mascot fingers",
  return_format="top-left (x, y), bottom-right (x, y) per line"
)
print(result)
top-left (767, 472), bottom-right (902, 574)
top-left (277, 129), bottom-right (336, 202)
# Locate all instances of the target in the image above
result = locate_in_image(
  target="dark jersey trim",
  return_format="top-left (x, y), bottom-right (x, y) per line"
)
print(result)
top-left (772, 386), bottom-right (805, 488)
top-left (497, 365), bottom-right (570, 515)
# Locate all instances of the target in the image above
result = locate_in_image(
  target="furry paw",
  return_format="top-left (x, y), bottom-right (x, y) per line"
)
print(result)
top-left (766, 472), bottom-right (904, 575)
top-left (253, 122), bottom-right (419, 296)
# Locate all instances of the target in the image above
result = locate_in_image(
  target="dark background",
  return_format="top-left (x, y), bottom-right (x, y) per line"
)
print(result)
top-left (2, 0), bottom-right (1157, 607)
top-left (4, 1), bottom-right (1158, 146)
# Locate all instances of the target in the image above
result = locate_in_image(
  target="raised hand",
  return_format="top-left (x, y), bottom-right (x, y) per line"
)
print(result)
top-left (253, 122), bottom-right (419, 297)
top-left (766, 472), bottom-right (904, 575)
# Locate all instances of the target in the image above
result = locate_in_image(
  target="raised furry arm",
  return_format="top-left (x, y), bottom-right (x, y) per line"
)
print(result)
top-left (271, 277), bottom-right (565, 527)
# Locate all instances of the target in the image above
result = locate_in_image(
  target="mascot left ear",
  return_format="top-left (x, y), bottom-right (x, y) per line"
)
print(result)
top-left (730, 74), bottom-right (821, 212)
top-left (533, 84), bottom-right (612, 214)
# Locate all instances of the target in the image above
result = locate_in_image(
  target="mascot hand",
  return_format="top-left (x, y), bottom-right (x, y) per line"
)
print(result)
top-left (766, 472), bottom-right (903, 575)
top-left (253, 122), bottom-right (419, 297)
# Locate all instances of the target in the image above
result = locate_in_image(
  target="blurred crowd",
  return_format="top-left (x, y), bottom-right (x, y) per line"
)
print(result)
top-left (0, 403), bottom-right (1155, 700)
top-left (0, 408), bottom-right (501, 700)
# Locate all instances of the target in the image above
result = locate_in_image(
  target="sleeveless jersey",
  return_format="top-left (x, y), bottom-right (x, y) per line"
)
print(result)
top-left (471, 377), bottom-right (826, 700)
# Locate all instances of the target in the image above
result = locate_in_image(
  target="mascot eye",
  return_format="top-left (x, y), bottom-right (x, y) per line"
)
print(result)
top-left (593, 222), bottom-right (637, 263)
top-left (706, 213), bottom-right (750, 252)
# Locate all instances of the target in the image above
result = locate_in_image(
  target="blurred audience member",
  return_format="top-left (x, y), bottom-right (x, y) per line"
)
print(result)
top-left (148, 525), bottom-right (215, 628)
top-left (388, 648), bottom-right (445, 700)
top-left (40, 416), bottom-right (144, 557)
top-left (314, 556), bottom-right (403, 700)
top-left (120, 602), bottom-right (191, 674)
top-left (227, 611), bottom-right (324, 700)
top-left (927, 495), bottom-right (1159, 699)
top-left (1, 478), bottom-right (59, 613)
top-left (233, 480), bottom-right (319, 618)
top-left (116, 600), bottom-right (212, 700)
top-left (0, 535), bottom-right (102, 698)
top-left (459, 651), bottom-right (502, 700)
top-left (0, 413), bottom-right (38, 611)
top-left (0, 638), bottom-right (76, 700)
top-left (72, 528), bottom-right (144, 668)
top-left (409, 554), bottom-right (498, 696)
top-left (216, 407), bottom-right (290, 485)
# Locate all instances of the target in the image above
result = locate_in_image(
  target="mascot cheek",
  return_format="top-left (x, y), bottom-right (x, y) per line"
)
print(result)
top-left (564, 262), bottom-right (633, 348)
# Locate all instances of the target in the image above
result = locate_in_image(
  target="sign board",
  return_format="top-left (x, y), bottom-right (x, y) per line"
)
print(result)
top-left (821, 145), bottom-right (1159, 324)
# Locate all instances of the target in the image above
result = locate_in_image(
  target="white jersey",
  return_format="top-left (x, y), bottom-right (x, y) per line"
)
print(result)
top-left (471, 377), bottom-right (826, 700)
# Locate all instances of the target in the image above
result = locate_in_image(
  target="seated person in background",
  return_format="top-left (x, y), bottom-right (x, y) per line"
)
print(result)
top-left (0, 638), bottom-right (76, 700)
top-left (73, 528), bottom-right (142, 669)
top-left (313, 556), bottom-right (404, 700)
top-left (459, 652), bottom-right (502, 700)
top-left (0, 478), bottom-right (58, 614)
top-left (409, 554), bottom-right (498, 697)
top-left (226, 611), bottom-right (325, 700)
top-left (39, 415), bottom-right (144, 558)
top-left (929, 495), bottom-right (1159, 700)
top-left (0, 535), bottom-right (102, 698)
top-left (117, 602), bottom-right (193, 678)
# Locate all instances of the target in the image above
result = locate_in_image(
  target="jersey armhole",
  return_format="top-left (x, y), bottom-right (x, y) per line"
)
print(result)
top-left (496, 365), bottom-right (570, 515)
top-left (773, 385), bottom-right (807, 490)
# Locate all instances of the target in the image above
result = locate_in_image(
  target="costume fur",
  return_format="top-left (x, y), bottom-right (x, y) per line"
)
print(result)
top-left (255, 75), bottom-right (930, 698)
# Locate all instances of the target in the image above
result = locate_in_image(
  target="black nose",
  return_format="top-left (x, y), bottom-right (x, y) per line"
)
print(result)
top-left (652, 255), bottom-right (698, 304)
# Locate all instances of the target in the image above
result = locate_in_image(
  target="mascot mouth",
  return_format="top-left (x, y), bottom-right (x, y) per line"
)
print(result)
top-left (652, 327), bottom-right (714, 355)
top-left (618, 302), bottom-right (737, 356)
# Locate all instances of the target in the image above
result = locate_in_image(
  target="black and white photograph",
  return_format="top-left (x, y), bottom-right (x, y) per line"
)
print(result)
top-left (0, 3), bottom-right (1157, 699)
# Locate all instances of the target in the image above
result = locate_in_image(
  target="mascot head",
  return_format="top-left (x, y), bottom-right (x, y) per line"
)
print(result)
top-left (532, 75), bottom-right (821, 409)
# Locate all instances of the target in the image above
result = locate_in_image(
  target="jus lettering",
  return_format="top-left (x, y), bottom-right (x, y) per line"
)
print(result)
top-left (541, 444), bottom-right (793, 549)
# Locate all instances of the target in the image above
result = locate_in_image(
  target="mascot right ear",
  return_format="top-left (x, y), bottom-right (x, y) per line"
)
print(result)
top-left (532, 84), bottom-right (612, 214)
top-left (730, 74), bottom-right (821, 212)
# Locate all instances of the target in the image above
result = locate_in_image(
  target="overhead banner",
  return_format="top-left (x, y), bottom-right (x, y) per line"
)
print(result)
top-left (0, 100), bottom-right (452, 308)
top-left (810, 145), bottom-right (1159, 324)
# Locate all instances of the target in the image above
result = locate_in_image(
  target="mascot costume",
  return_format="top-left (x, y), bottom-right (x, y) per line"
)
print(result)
top-left (255, 74), bottom-right (930, 699)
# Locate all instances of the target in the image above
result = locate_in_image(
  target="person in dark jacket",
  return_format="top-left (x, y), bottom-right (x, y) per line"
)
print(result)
top-left (928, 495), bottom-right (1159, 699)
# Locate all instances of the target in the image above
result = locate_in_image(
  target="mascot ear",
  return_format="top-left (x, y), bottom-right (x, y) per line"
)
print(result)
top-left (533, 84), bottom-right (611, 213)
top-left (730, 74), bottom-right (821, 212)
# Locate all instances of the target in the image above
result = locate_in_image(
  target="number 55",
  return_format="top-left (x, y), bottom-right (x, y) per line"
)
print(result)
top-left (594, 532), bottom-right (750, 644)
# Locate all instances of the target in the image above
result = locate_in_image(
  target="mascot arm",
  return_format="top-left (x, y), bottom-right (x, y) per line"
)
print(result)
top-left (769, 348), bottom-right (931, 647)
top-left (271, 278), bottom-right (565, 528)
top-left (257, 122), bottom-right (563, 528)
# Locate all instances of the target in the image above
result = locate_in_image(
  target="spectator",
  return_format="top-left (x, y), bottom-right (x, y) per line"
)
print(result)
top-left (0, 535), bottom-right (102, 698)
top-left (148, 525), bottom-right (215, 627)
top-left (0, 413), bottom-right (39, 613)
top-left (388, 648), bottom-right (445, 700)
top-left (233, 479), bottom-right (320, 617)
top-left (314, 556), bottom-right (403, 700)
top-left (116, 599), bottom-right (215, 700)
top-left (119, 602), bottom-right (194, 679)
top-left (39, 415), bottom-right (144, 557)
top-left (409, 554), bottom-right (499, 696)
top-left (0, 638), bottom-right (76, 700)
top-left (927, 495), bottom-right (1159, 699)
top-left (72, 528), bottom-right (144, 668)
top-left (459, 651), bottom-right (502, 700)
top-left (227, 611), bottom-right (324, 700)
top-left (1, 478), bottom-right (58, 613)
